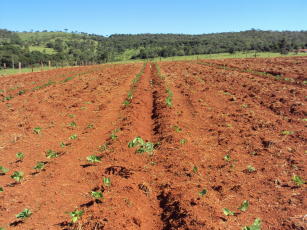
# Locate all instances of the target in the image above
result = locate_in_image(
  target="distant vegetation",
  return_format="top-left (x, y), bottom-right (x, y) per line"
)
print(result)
top-left (0, 28), bottom-right (307, 68)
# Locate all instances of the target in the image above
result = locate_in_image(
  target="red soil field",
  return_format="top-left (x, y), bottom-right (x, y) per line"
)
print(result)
top-left (0, 58), bottom-right (306, 230)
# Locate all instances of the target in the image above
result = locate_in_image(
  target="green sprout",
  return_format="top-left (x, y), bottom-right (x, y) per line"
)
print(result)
top-left (87, 123), bottom-right (94, 129)
top-left (179, 139), bottom-right (187, 144)
top-left (173, 125), bottom-right (182, 132)
top-left (281, 130), bottom-right (294, 135)
top-left (68, 114), bottom-right (75, 118)
top-left (242, 218), bottom-right (261, 230)
top-left (68, 121), bottom-right (77, 127)
top-left (91, 191), bottom-right (103, 199)
top-left (69, 210), bottom-right (84, 223)
top-left (103, 177), bottom-right (111, 187)
top-left (223, 208), bottom-right (235, 216)
top-left (16, 152), bottom-right (24, 160)
top-left (292, 175), bottom-right (305, 186)
top-left (98, 143), bottom-right (108, 152)
top-left (45, 149), bottom-right (59, 159)
top-left (199, 188), bottom-right (207, 197)
top-left (193, 166), bottom-right (198, 173)
top-left (16, 209), bottom-right (32, 219)
top-left (0, 187), bottom-right (3, 192)
top-left (0, 166), bottom-right (9, 174)
top-left (123, 100), bottom-right (130, 106)
top-left (18, 90), bottom-right (25, 95)
top-left (238, 200), bottom-right (249, 212)
top-left (86, 155), bottom-right (102, 163)
top-left (128, 137), bottom-right (154, 153)
top-left (69, 134), bottom-right (78, 140)
top-left (60, 142), bottom-right (70, 147)
top-left (33, 162), bottom-right (45, 171)
top-left (247, 165), bottom-right (256, 173)
top-left (11, 171), bottom-right (24, 182)
top-left (33, 127), bottom-right (42, 134)
top-left (224, 154), bottom-right (231, 162)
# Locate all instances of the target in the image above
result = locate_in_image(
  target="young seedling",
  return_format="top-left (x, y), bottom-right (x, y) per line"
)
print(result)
top-left (11, 171), bottom-right (24, 182)
top-left (69, 134), bottom-right (78, 140)
top-left (173, 125), bottom-right (182, 132)
top-left (68, 114), bottom-right (75, 118)
top-left (223, 208), bottom-right (235, 216)
top-left (60, 142), bottom-right (70, 147)
top-left (67, 121), bottom-right (77, 127)
top-left (86, 155), bottom-right (102, 163)
top-left (242, 218), bottom-right (261, 230)
top-left (98, 143), bottom-right (108, 152)
top-left (224, 154), bottom-right (231, 162)
top-left (123, 100), bottom-right (130, 106)
top-left (247, 165), bottom-right (256, 173)
top-left (238, 200), bottom-right (249, 212)
top-left (91, 191), bottom-right (103, 200)
top-left (0, 166), bottom-right (9, 174)
top-left (193, 166), bottom-right (198, 173)
top-left (179, 139), bottom-right (187, 144)
top-left (281, 130), bottom-right (294, 135)
top-left (16, 209), bottom-right (32, 219)
top-left (292, 175), bottom-right (305, 186)
top-left (0, 187), bottom-right (3, 192)
top-left (128, 137), bottom-right (154, 154)
top-left (199, 188), bottom-right (207, 197)
top-left (16, 152), bottom-right (24, 161)
top-left (45, 150), bottom-right (59, 159)
top-left (33, 162), bottom-right (45, 171)
top-left (103, 177), bottom-right (111, 187)
top-left (87, 123), bottom-right (94, 129)
top-left (69, 210), bottom-right (84, 223)
top-left (33, 127), bottom-right (42, 134)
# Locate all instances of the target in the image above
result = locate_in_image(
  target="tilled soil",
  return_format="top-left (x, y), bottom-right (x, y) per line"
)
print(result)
top-left (0, 59), bottom-right (306, 230)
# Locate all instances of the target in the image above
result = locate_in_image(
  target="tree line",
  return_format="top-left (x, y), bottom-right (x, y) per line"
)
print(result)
top-left (0, 29), bottom-right (307, 68)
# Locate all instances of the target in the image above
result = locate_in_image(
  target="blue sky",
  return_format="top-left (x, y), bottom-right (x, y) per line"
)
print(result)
top-left (1, 0), bottom-right (306, 35)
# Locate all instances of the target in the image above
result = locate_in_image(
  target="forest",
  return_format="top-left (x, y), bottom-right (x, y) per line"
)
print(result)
top-left (0, 29), bottom-right (307, 67)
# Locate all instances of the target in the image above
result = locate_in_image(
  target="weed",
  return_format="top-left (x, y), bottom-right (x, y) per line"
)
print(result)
top-left (45, 150), bottom-right (59, 159)
top-left (0, 166), bottom-right (9, 174)
top-left (281, 130), bottom-right (294, 135)
top-left (16, 152), bottom-right (24, 160)
top-left (199, 188), bottom-right (207, 196)
top-left (179, 139), bottom-right (187, 144)
top-left (67, 121), bottom-right (77, 127)
top-left (11, 171), bottom-right (24, 182)
top-left (223, 208), bottom-right (235, 216)
top-left (86, 155), bottom-right (102, 163)
top-left (69, 210), bottom-right (84, 223)
top-left (128, 136), bottom-right (154, 153)
top-left (33, 127), bottom-right (42, 134)
top-left (247, 165), bottom-right (256, 173)
top-left (16, 209), bottom-right (32, 219)
top-left (91, 191), bottom-right (103, 199)
top-left (292, 175), bottom-right (305, 186)
top-left (238, 200), bottom-right (249, 212)
top-left (103, 177), bottom-right (111, 187)
top-left (33, 162), bottom-right (45, 171)
top-left (69, 134), bottom-right (78, 140)
top-left (242, 218), bottom-right (261, 230)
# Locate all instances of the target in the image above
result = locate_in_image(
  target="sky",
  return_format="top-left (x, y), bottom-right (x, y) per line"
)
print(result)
top-left (1, 0), bottom-right (307, 35)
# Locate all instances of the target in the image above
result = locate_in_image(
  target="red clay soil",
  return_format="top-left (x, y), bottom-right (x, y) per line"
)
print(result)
top-left (0, 59), bottom-right (306, 230)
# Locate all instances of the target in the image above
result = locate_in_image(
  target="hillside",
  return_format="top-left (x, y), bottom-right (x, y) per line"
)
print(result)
top-left (0, 29), bottom-right (307, 67)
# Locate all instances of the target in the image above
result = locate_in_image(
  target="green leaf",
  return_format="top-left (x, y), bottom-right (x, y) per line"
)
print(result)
top-left (242, 218), bottom-right (261, 230)
top-left (193, 166), bottom-right (198, 173)
top-left (292, 175), bottom-right (305, 186)
top-left (69, 134), bottom-right (78, 140)
top-left (103, 177), bottom-right (111, 187)
top-left (281, 130), bottom-right (294, 135)
top-left (68, 121), bottom-right (77, 127)
top-left (34, 162), bottom-right (45, 170)
top-left (0, 187), bottom-right (3, 192)
top-left (33, 127), bottom-right (42, 134)
top-left (199, 189), bottom-right (207, 196)
top-left (179, 139), bottom-right (187, 144)
top-left (238, 200), bottom-right (249, 212)
top-left (45, 149), bottom-right (59, 159)
top-left (16, 152), bottom-right (24, 160)
top-left (11, 171), bottom-right (24, 182)
top-left (86, 155), bottom-right (102, 163)
top-left (0, 166), bottom-right (9, 174)
top-left (224, 154), bottom-right (231, 162)
top-left (69, 210), bottom-right (84, 223)
top-left (16, 209), bottom-right (32, 219)
top-left (91, 191), bottom-right (103, 199)
top-left (247, 165), bottom-right (256, 172)
top-left (223, 208), bottom-right (235, 216)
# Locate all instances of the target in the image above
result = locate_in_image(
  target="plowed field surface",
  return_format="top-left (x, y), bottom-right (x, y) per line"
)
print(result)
top-left (0, 58), bottom-right (306, 230)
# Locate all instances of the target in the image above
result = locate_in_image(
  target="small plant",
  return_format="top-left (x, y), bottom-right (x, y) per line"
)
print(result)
top-left (123, 100), bottom-right (130, 106)
top-left (166, 89), bottom-right (173, 107)
top-left (68, 114), bottom-right (75, 118)
top-left (128, 137), bottom-right (154, 153)
top-left (33, 162), bottom-right (45, 171)
top-left (16, 209), bottom-right (32, 219)
top-left (45, 149), bottom-right (59, 159)
top-left (224, 154), bottom-right (231, 162)
top-left (238, 200), bottom-right (249, 212)
top-left (98, 143), bottom-right (108, 152)
top-left (33, 127), bottom-right (42, 134)
top-left (11, 171), bottom-right (24, 182)
top-left (60, 142), bottom-right (70, 147)
top-left (193, 166), bottom-right (198, 173)
top-left (86, 155), bottom-right (102, 163)
top-left (179, 139), bottom-right (187, 144)
top-left (103, 177), bottom-right (111, 187)
top-left (173, 125), bottom-right (182, 132)
top-left (91, 191), bottom-right (103, 199)
top-left (110, 133), bottom-right (117, 140)
top-left (292, 175), bottom-right (305, 186)
top-left (87, 123), bottom-right (94, 129)
top-left (281, 130), bottom-right (294, 135)
top-left (0, 187), bottom-right (3, 192)
top-left (69, 210), bottom-right (84, 223)
top-left (18, 90), bottom-right (25, 95)
top-left (223, 208), bottom-right (235, 216)
top-left (0, 166), bottom-right (9, 174)
top-left (16, 152), bottom-right (24, 160)
top-left (199, 188), bottom-right (207, 196)
top-left (67, 121), bottom-right (77, 127)
top-left (69, 134), bottom-right (78, 140)
top-left (242, 218), bottom-right (261, 230)
top-left (3, 95), bottom-right (13, 101)
top-left (247, 165), bottom-right (256, 173)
